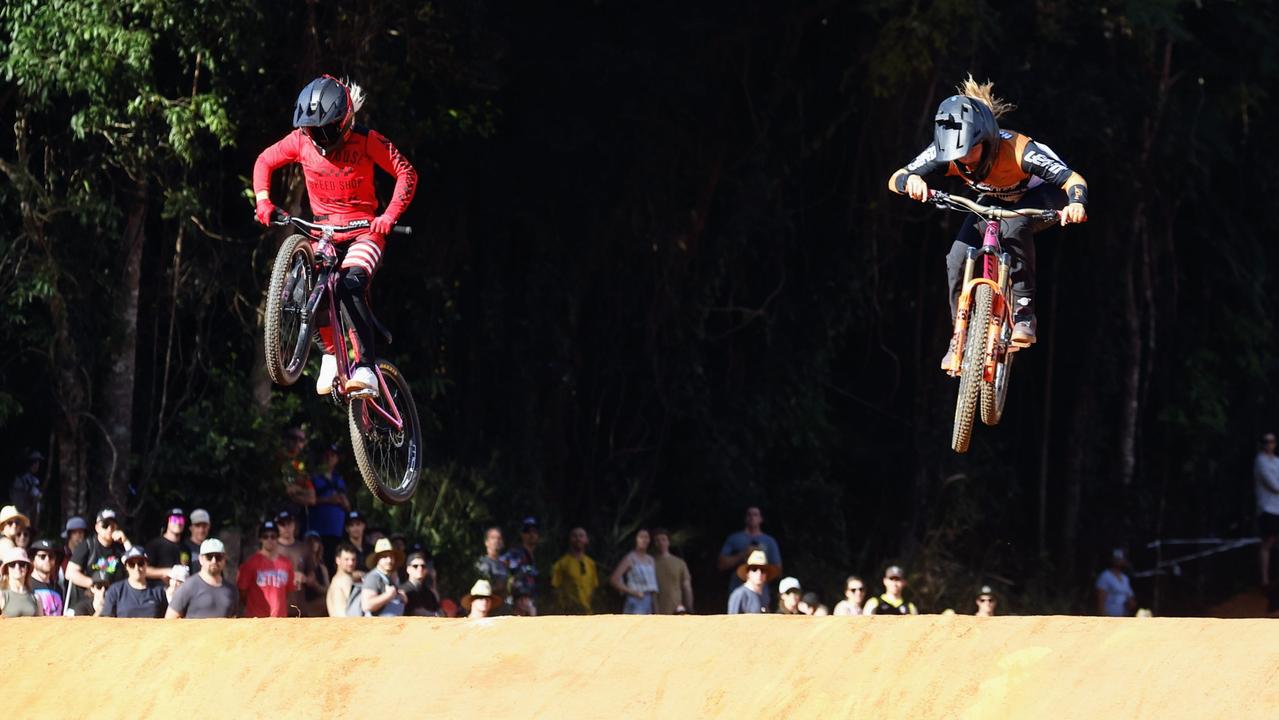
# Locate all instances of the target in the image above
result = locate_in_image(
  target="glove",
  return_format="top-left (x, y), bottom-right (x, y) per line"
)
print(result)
top-left (255, 199), bottom-right (276, 227)
top-left (370, 214), bottom-right (395, 236)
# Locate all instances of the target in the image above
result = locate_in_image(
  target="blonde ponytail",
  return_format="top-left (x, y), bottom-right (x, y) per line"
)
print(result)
top-left (957, 74), bottom-right (1015, 119)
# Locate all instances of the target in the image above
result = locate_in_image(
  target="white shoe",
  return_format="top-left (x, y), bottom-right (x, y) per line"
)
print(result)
top-left (316, 354), bottom-right (338, 395)
top-left (345, 364), bottom-right (379, 397)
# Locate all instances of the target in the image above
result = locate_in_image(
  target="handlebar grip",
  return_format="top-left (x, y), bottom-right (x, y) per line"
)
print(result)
top-left (392, 225), bottom-right (413, 236)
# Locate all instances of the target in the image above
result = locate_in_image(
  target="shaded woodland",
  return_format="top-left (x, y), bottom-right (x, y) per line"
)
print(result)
top-left (3, 0), bottom-right (1278, 612)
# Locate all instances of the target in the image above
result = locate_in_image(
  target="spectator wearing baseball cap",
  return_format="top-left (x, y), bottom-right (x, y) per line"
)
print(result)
top-left (237, 521), bottom-right (294, 617)
top-left (777, 576), bottom-right (803, 615)
top-left (101, 546), bottom-right (168, 618)
top-left (462, 579), bottom-right (503, 619)
top-left (64, 508), bottom-right (131, 611)
top-left (975, 585), bottom-right (998, 616)
top-left (310, 443), bottom-right (351, 562)
top-left (0, 505), bottom-right (30, 553)
top-left (862, 565), bottom-right (918, 615)
top-left (0, 547), bottom-right (42, 616)
top-left (501, 516), bottom-right (540, 613)
top-left (344, 511), bottom-right (370, 571)
top-left (275, 510), bottom-right (317, 615)
top-left (28, 539), bottom-right (63, 617)
top-left (727, 549), bottom-right (779, 614)
top-left (167, 538), bottom-right (238, 618)
top-left (144, 508), bottom-right (189, 581)
top-left (67, 569), bottom-right (110, 617)
top-left (183, 508), bottom-right (212, 576)
top-left (359, 538), bottom-right (405, 617)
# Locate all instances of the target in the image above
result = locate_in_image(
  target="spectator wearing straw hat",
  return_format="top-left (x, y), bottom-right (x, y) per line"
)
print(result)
top-left (145, 508), bottom-right (190, 581)
top-left (0, 546), bottom-right (42, 616)
top-left (101, 546), bottom-right (168, 618)
top-left (237, 521), bottom-right (294, 618)
top-left (28, 539), bottom-right (63, 617)
top-left (359, 538), bottom-right (406, 617)
top-left (862, 565), bottom-right (918, 615)
top-left (718, 507), bottom-right (783, 606)
top-left (975, 585), bottom-right (998, 616)
top-left (463, 579), bottom-right (503, 619)
top-left (727, 549), bottom-right (778, 614)
top-left (0, 504), bottom-right (30, 553)
top-left (168, 538), bottom-right (238, 618)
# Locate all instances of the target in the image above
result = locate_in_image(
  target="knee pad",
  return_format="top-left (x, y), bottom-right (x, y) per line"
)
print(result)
top-left (341, 266), bottom-right (370, 294)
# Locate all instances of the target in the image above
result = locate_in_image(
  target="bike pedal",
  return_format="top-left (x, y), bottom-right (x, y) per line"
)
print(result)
top-left (348, 387), bottom-right (379, 400)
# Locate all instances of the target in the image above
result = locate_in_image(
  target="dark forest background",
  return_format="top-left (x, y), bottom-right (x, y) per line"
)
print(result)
top-left (3, 0), bottom-right (1278, 614)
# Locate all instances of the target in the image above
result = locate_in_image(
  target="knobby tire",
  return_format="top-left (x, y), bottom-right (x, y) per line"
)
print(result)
top-left (348, 359), bottom-right (424, 505)
top-left (264, 234), bottom-right (314, 386)
top-left (980, 334), bottom-right (1014, 426)
top-left (952, 284), bottom-right (992, 453)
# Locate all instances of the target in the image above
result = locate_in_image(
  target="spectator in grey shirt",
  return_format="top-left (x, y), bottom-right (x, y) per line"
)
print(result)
top-left (727, 549), bottom-right (778, 614)
top-left (166, 538), bottom-right (237, 618)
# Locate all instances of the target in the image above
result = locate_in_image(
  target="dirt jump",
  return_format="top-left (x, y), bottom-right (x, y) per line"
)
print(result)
top-left (10, 615), bottom-right (1279, 718)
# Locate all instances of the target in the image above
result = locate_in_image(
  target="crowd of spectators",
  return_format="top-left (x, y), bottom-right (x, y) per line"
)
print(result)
top-left (8, 433), bottom-right (1139, 621)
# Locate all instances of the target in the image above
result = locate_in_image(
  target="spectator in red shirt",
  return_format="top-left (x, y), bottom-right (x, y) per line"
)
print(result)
top-left (236, 521), bottom-right (294, 618)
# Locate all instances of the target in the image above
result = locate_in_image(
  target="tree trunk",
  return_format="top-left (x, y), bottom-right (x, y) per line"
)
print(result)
top-left (98, 178), bottom-right (149, 516)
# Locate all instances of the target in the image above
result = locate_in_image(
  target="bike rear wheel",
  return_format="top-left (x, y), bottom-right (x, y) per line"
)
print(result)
top-left (980, 336), bottom-right (1014, 426)
top-left (348, 359), bottom-right (424, 505)
top-left (264, 234), bottom-right (315, 386)
top-left (952, 284), bottom-right (992, 453)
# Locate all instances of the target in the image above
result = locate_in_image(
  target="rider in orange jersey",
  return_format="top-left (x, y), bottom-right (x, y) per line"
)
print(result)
top-left (888, 76), bottom-right (1087, 364)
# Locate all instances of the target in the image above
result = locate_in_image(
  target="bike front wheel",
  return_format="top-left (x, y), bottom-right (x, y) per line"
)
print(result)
top-left (981, 340), bottom-right (1014, 426)
top-left (348, 359), bottom-right (424, 505)
top-left (952, 284), bottom-right (992, 453)
top-left (264, 234), bottom-right (315, 386)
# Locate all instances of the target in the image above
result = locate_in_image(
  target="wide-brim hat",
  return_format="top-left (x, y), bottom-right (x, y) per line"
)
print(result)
top-left (461, 579), bottom-right (505, 611)
top-left (736, 548), bottom-right (780, 582)
top-left (366, 537), bottom-right (405, 570)
top-left (0, 505), bottom-right (30, 529)
top-left (1, 546), bottom-right (31, 567)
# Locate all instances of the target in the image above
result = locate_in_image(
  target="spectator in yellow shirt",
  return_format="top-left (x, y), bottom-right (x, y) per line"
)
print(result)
top-left (550, 527), bottom-right (598, 614)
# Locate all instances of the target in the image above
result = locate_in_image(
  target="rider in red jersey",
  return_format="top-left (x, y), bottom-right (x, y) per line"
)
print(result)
top-left (253, 75), bottom-right (418, 396)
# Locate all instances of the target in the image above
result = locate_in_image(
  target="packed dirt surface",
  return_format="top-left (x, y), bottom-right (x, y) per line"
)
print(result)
top-left (10, 615), bottom-right (1279, 718)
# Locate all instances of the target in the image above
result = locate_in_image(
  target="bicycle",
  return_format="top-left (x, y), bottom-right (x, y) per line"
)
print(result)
top-left (263, 213), bottom-right (424, 504)
top-left (929, 190), bottom-right (1059, 454)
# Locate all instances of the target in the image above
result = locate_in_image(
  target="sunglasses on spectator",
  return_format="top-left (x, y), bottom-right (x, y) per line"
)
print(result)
top-left (34, 552), bottom-right (53, 561)
top-left (203, 554), bottom-right (226, 562)
top-left (7, 562), bottom-right (31, 571)
top-left (747, 566), bottom-right (766, 573)
top-left (126, 560), bottom-right (147, 568)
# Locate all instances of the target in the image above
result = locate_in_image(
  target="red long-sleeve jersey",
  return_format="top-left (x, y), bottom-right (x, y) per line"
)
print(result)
top-left (253, 125), bottom-right (417, 225)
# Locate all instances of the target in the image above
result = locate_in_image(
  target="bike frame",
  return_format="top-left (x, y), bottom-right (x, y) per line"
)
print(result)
top-left (285, 217), bottom-right (407, 432)
top-left (945, 219), bottom-right (1013, 380)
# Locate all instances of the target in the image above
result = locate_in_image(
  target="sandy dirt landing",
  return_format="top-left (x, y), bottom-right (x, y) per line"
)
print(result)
top-left (8, 615), bottom-right (1279, 719)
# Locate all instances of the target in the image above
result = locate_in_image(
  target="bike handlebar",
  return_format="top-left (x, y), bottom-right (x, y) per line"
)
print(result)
top-left (271, 211), bottom-right (413, 236)
top-left (928, 190), bottom-right (1059, 222)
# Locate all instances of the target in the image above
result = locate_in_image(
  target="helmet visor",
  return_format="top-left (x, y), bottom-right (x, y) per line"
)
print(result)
top-left (307, 122), bottom-right (345, 151)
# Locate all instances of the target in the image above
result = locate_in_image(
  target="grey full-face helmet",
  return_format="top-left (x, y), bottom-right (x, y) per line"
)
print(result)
top-left (932, 94), bottom-right (999, 164)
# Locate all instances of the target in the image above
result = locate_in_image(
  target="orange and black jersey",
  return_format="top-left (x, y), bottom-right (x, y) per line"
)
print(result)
top-left (891, 130), bottom-right (1087, 206)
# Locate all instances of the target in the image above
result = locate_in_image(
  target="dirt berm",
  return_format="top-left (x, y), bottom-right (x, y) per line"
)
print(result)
top-left (10, 615), bottom-right (1279, 718)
